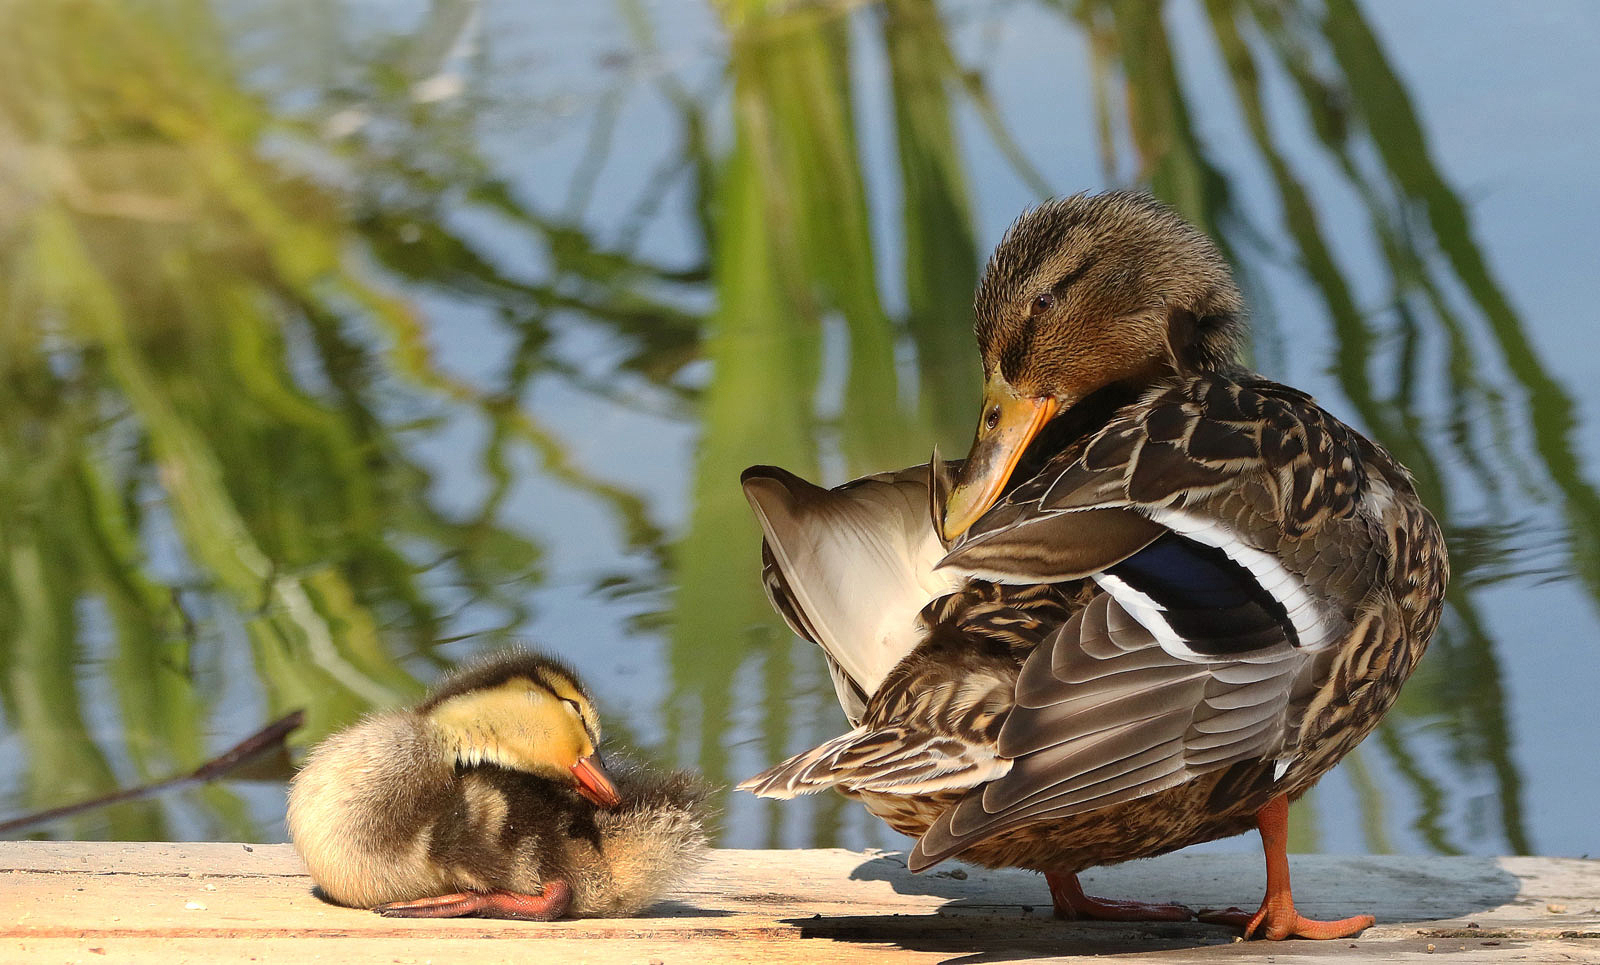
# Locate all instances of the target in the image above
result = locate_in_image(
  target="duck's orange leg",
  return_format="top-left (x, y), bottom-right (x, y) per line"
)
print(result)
top-left (1199, 795), bottom-right (1375, 940)
top-left (1045, 871), bottom-right (1193, 922)
top-left (374, 880), bottom-right (572, 921)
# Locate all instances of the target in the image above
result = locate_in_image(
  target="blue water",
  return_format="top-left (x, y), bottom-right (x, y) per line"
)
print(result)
top-left (1, 0), bottom-right (1596, 861)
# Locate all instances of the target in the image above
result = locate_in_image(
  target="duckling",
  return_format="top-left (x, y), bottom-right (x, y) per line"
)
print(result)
top-left (287, 650), bottom-right (710, 920)
top-left (740, 193), bottom-right (1447, 940)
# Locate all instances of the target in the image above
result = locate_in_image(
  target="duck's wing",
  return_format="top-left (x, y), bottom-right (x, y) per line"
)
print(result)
top-left (742, 462), bottom-right (965, 723)
top-left (907, 591), bottom-right (1308, 869)
top-left (944, 378), bottom-right (1378, 656)
top-left (910, 377), bottom-right (1389, 870)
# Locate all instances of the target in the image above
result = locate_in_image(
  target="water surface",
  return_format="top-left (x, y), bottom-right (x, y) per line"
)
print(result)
top-left (1, 0), bottom-right (1597, 860)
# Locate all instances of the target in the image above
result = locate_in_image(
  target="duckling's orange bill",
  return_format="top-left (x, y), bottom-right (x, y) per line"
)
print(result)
top-left (943, 383), bottom-right (1058, 540)
top-left (570, 755), bottom-right (621, 808)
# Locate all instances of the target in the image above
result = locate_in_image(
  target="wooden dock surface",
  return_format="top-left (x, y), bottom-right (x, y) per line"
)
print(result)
top-left (4, 842), bottom-right (1598, 963)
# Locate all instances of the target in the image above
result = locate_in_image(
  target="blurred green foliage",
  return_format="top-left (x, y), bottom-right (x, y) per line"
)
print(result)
top-left (0, 0), bottom-right (1587, 855)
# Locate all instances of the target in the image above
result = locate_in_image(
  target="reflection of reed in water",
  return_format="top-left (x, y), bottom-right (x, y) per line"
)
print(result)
top-left (0, 0), bottom-right (1583, 856)
top-left (0, 0), bottom-right (552, 838)
top-left (1213, 0), bottom-right (1554, 855)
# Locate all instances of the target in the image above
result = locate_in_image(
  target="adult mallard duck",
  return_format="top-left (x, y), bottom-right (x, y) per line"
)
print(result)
top-left (739, 192), bottom-right (1447, 940)
top-left (288, 649), bottom-right (710, 920)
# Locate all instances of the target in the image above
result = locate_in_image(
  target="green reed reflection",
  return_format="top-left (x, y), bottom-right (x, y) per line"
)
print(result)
top-left (0, 0), bottom-right (1585, 857)
top-left (0, 0), bottom-right (539, 835)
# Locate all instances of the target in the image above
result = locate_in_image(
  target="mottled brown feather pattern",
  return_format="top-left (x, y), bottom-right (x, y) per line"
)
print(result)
top-left (906, 371), bottom-right (1444, 870)
top-left (741, 193), bottom-right (1447, 885)
top-left (740, 579), bottom-right (1085, 797)
top-left (876, 582), bottom-right (1083, 740)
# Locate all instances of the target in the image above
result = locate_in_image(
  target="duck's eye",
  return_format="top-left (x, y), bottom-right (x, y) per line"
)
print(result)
top-left (561, 698), bottom-right (583, 717)
top-left (984, 406), bottom-right (1001, 431)
top-left (1029, 292), bottom-right (1055, 316)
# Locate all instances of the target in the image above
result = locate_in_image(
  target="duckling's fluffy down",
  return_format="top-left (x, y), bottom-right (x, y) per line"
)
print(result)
top-left (567, 765), bottom-right (712, 917)
top-left (287, 710), bottom-right (710, 917)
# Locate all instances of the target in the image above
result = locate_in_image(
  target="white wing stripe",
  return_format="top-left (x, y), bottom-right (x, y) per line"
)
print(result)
top-left (1144, 507), bottom-right (1337, 653)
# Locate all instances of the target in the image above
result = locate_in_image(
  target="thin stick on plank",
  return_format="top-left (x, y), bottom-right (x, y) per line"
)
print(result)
top-left (0, 710), bottom-right (304, 835)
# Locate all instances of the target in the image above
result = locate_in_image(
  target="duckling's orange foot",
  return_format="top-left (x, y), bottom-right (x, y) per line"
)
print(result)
top-left (1045, 872), bottom-right (1193, 922)
top-left (1198, 902), bottom-right (1374, 940)
top-left (374, 881), bottom-right (573, 922)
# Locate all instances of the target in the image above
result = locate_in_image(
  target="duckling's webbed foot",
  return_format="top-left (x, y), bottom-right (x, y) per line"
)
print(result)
top-left (1044, 872), bottom-right (1194, 922)
top-left (374, 881), bottom-right (573, 921)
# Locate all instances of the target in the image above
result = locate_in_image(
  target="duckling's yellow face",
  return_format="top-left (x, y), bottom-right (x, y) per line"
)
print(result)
top-left (426, 674), bottom-right (621, 808)
top-left (944, 193), bottom-right (1245, 539)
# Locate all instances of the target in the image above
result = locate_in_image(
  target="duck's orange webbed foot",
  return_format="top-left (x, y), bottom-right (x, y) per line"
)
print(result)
top-left (1198, 902), bottom-right (1374, 940)
top-left (1199, 794), bottom-right (1375, 940)
top-left (374, 880), bottom-right (573, 921)
top-left (1045, 871), bottom-right (1194, 922)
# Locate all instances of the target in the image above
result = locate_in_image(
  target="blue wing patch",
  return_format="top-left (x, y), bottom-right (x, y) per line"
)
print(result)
top-left (1103, 532), bottom-right (1297, 655)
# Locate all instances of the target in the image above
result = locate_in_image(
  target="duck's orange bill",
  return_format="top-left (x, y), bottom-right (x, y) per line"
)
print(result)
top-left (570, 755), bottom-right (622, 809)
top-left (942, 385), bottom-right (1059, 541)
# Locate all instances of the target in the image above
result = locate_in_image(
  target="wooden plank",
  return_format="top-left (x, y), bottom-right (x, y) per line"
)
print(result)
top-left (3, 843), bottom-right (1598, 963)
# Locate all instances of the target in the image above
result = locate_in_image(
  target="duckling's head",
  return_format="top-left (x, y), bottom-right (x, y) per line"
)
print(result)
top-left (418, 651), bottom-right (622, 808)
top-left (943, 192), bottom-right (1246, 539)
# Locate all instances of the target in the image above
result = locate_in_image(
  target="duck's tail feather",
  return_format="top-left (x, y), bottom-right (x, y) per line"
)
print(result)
top-left (737, 728), bottom-right (870, 799)
top-left (741, 463), bottom-right (963, 711)
top-left (739, 724), bottom-right (1010, 800)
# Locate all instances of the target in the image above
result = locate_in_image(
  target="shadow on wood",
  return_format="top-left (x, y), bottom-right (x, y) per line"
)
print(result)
top-left (791, 912), bottom-right (1238, 961)
top-left (843, 849), bottom-right (1524, 923)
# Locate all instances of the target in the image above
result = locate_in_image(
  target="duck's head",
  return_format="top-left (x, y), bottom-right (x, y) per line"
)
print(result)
top-left (942, 192), bottom-right (1246, 540)
top-left (419, 652), bottom-right (622, 808)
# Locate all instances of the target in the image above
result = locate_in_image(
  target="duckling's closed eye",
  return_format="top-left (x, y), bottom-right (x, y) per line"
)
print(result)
top-left (560, 698), bottom-right (591, 732)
